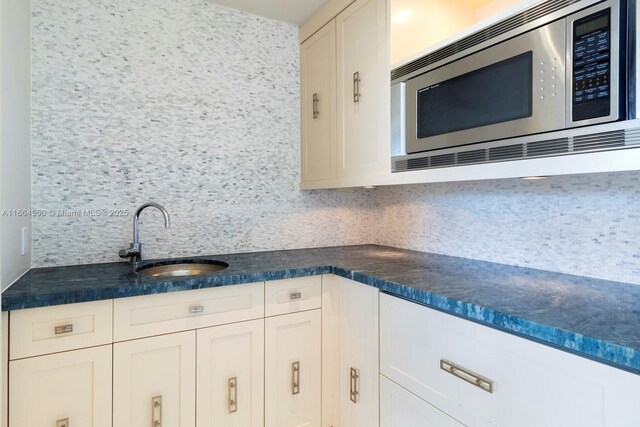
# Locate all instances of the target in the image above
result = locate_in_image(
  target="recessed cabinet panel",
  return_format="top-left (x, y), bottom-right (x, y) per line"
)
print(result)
top-left (113, 282), bottom-right (264, 341)
top-left (113, 331), bottom-right (196, 427)
top-left (197, 319), bottom-right (264, 427)
top-left (10, 299), bottom-right (113, 359)
top-left (9, 345), bottom-right (112, 427)
top-left (336, 0), bottom-right (388, 179)
top-left (301, 20), bottom-right (337, 182)
top-left (321, 274), bottom-right (379, 427)
top-left (265, 309), bottom-right (322, 427)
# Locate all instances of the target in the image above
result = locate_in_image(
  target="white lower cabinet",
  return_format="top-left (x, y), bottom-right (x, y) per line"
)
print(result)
top-left (197, 319), bottom-right (265, 427)
top-left (380, 293), bottom-right (640, 427)
top-left (380, 375), bottom-right (463, 427)
top-left (9, 345), bottom-right (112, 427)
top-left (322, 274), bottom-right (379, 427)
top-left (265, 309), bottom-right (322, 427)
top-left (113, 331), bottom-right (196, 427)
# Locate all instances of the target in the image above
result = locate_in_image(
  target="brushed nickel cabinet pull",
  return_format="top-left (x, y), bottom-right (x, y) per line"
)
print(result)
top-left (56, 418), bottom-right (69, 427)
top-left (292, 361), bottom-right (300, 395)
top-left (353, 72), bottom-right (361, 103)
top-left (189, 305), bottom-right (204, 315)
top-left (228, 377), bottom-right (238, 413)
top-left (289, 292), bottom-right (302, 300)
top-left (54, 324), bottom-right (73, 335)
top-left (440, 359), bottom-right (494, 393)
top-left (349, 367), bottom-right (359, 403)
top-left (312, 93), bottom-right (319, 119)
top-left (151, 395), bottom-right (162, 427)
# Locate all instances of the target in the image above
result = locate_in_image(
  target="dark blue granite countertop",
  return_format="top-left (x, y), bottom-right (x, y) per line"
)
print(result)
top-left (3, 245), bottom-right (640, 374)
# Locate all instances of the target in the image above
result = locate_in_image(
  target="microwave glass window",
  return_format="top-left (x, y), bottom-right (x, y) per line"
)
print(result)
top-left (416, 52), bottom-right (533, 139)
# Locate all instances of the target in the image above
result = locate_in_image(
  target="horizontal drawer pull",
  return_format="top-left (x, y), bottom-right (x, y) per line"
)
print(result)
top-left (440, 359), bottom-right (494, 393)
top-left (54, 324), bottom-right (74, 335)
top-left (289, 292), bottom-right (302, 300)
top-left (189, 305), bottom-right (205, 314)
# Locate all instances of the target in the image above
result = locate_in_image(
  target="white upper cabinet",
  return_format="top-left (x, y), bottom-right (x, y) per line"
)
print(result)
top-left (301, 20), bottom-right (337, 183)
top-left (299, 0), bottom-right (389, 189)
top-left (336, 0), bottom-right (389, 180)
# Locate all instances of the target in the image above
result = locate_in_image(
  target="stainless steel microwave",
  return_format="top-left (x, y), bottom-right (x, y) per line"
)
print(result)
top-left (391, 0), bottom-right (636, 172)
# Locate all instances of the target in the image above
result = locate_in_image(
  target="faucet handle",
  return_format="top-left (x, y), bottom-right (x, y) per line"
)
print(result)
top-left (119, 243), bottom-right (141, 262)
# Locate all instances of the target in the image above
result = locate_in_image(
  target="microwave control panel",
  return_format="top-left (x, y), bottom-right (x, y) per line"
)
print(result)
top-left (572, 9), bottom-right (611, 122)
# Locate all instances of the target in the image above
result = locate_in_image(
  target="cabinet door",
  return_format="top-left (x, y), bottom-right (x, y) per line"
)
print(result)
top-left (113, 331), bottom-right (196, 427)
top-left (265, 310), bottom-right (322, 427)
top-left (301, 20), bottom-right (337, 182)
top-left (336, 0), bottom-right (388, 178)
top-left (380, 375), bottom-right (463, 427)
top-left (322, 274), bottom-right (379, 427)
top-left (197, 319), bottom-right (264, 427)
top-left (9, 345), bottom-right (112, 427)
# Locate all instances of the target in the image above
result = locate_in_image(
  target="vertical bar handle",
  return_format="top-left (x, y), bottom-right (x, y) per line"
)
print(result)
top-left (151, 395), bottom-right (162, 427)
top-left (312, 93), bottom-right (319, 119)
top-left (228, 377), bottom-right (238, 413)
top-left (349, 367), bottom-right (359, 403)
top-left (292, 361), bottom-right (300, 395)
top-left (353, 72), bottom-right (361, 103)
top-left (56, 419), bottom-right (69, 427)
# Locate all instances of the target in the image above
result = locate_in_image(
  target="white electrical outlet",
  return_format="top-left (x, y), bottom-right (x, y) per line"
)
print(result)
top-left (21, 226), bottom-right (30, 256)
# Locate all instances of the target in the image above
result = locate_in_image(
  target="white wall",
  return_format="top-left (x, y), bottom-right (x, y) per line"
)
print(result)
top-left (390, 0), bottom-right (476, 64)
top-left (0, 0), bottom-right (31, 291)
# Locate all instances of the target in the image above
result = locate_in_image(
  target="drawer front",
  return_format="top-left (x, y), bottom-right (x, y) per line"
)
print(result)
top-left (10, 300), bottom-right (113, 360)
top-left (380, 293), bottom-right (640, 427)
top-left (380, 375), bottom-right (463, 427)
top-left (114, 283), bottom-right (264, 341)
top-left (265, 276), bottom-right (321, 316)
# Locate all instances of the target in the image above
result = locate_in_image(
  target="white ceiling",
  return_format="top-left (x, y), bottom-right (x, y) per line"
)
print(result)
top-left (210, 0), bottom-right (330, 25)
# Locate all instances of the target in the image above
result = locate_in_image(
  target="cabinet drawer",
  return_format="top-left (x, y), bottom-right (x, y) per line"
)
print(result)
top-left (380, 375), bottom-right (463, 427)
top-left (380, 293), bottom-right (640, 427)
top-left (114, 283), bottom-right (264, 341)
top-left (265, 276), bottom-right (321, 316)
top-left (10, 300), bottom-right (113, 360)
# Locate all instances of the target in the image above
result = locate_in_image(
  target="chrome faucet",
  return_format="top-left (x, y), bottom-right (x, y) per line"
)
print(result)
top-left (119, 202), bottom-right (171, 264)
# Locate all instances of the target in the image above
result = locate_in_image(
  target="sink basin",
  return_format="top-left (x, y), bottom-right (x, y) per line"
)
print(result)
top-left (136, 260), bottom-right (229, 278)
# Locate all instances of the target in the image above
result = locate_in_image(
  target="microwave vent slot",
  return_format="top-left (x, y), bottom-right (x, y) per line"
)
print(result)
top-left (526, 138), bottom-right (570, 156)
top-left (457, 149), bottom-right (488, 164)
top-left (489, 144), bottom-right (524, 161)
top-left (573, 130), bottom-right (626, 151)
top-left (430, 153), bottom-right (456, 167)
top-left (407, 157), bottom-right (430, 170)
top-left (394, 159), bottom-right (409, 171)
top-left (391, 0), bottom-right (581, 81)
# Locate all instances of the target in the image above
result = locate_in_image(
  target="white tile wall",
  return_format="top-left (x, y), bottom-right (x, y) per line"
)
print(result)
top-left (31, 0), bottom-right (376, 266)
top-left (371, 171), bottom-right (640, 284)
top-left (31, 0), bottom-right (640, 285)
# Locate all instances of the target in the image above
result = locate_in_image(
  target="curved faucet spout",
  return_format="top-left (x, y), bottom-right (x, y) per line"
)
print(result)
top-left (120, 202), bottom-right (171, 264)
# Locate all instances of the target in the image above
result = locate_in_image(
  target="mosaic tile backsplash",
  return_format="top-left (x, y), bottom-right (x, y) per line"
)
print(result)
top-left (371, 171), bottom-right (640, 285)
top-left (31, 0), bottom-right (640, 285)
top-left (31, 0), bottom-right (377, 266)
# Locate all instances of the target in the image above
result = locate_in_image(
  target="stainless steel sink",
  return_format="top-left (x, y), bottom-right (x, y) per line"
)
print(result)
top-left (136, 260), bottom-right (228, 278)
